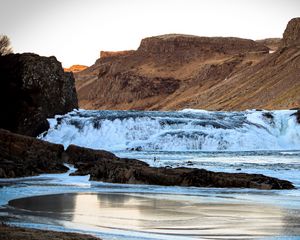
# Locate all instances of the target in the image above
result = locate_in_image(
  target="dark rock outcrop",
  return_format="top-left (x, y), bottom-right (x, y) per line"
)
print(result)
top-left (0, 130), bottom-right (294, 189)
top-left (66, 145), bottom-right (294, 190)
top-left (0, 129), bottom-right (67, 178)
top-left (0, 53), bottom-right (78, 137)
top-left (292, 109), bottom-right (300, 123)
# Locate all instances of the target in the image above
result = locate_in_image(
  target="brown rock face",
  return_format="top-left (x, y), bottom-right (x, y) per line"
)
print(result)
top-left (75, 18), bottom-right (300, 110)
top-left (66, 144), bottom-right (294, 190)
top-left (76, 35), bottom-right (269, 110)
top-left (282, 17), bottom-right (300, 47)
top-left (0, 53), bottom-right (78, 136)
top-left (0, 129), bottom-right (67, 178)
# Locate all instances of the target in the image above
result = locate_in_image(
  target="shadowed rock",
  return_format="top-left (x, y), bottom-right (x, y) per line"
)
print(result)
top-left (292, 110), bottom-right (300, 123)
top-left (0, 129), bottom-right (67, 178)
top-left (0, 53), bottom-right (78, 137)
top-left (66, 145), bottom-right (294, 190)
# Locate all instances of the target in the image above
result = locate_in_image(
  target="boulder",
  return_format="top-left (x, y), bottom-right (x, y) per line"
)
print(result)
top-left (0, 53), bottom-right (78, 137)
top-left (0, 129), bottom-right (68, 178)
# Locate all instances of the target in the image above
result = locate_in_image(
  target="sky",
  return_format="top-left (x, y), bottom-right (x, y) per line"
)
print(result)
top-left (0, 0), bottom-right (299, 67)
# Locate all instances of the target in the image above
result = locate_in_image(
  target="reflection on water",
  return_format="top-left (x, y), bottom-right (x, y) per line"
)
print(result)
top-left (10, 193), bottom-right (77, 213)
top-left (8, 192), bottom-right (300, 239)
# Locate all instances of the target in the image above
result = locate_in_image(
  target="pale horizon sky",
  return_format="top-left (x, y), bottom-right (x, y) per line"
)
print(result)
top-left (1, 0), bottom-right (299, 67)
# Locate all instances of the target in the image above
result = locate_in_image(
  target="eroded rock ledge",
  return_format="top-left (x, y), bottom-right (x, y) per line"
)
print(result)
top-left (65, 145), bottom-right (294, 190)
top-left (0, 129), bottom-right (295, 190)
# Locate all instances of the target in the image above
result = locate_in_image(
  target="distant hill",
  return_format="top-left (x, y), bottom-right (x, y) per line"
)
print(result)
top-left (74, 18), bottom-right (300, 110)
top-left (64, 65), bottom-right (87, 73)
top-left (256, 38), bottom-right (281, 52)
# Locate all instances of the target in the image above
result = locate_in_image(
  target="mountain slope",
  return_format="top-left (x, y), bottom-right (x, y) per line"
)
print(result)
top-left (75, 18), bottom-right (300, 110)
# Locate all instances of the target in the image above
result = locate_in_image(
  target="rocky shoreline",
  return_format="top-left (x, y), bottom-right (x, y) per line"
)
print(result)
top-left (0, 224), bottom-right (101, 240)
top-left (0, 129), bottom-right (295, 190)
top-left (0, 129), bottom-right (67, 178)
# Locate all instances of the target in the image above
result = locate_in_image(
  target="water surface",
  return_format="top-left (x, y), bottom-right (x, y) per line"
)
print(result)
top-left (1, 109), bottom-right (300, 239)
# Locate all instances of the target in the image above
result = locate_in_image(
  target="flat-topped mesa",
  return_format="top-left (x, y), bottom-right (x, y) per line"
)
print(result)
top-left (100, 50), bottom-right (135, 59)
top-left (282, 17), bottom-right (300, 47)
top-left (137, 34), bottom-right (269, 55)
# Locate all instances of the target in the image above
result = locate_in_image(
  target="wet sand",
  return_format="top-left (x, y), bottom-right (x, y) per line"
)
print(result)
top-left (7, 192), bottom-right (300, 239)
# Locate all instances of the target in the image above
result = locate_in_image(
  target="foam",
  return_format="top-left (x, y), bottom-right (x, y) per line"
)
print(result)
top-left (40, 109), bottom-right (300, 151)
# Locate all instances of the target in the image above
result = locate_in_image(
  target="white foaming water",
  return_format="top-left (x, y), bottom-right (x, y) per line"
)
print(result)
top-left (40, 109), bottom-right (300, 151)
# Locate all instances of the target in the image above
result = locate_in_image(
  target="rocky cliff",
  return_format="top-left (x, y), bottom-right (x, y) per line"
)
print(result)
top-left (76, 35), bottom-right (269, 109)
top-left (138, 34), bottom-right (269, 55)
top-left (75, 18), bottom-right (300, 110)
top-left (0, 53), bottom-right (78, 136)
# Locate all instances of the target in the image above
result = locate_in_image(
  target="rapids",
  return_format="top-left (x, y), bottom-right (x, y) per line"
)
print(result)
top-left (40, 109), bottom-right (300, 151)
